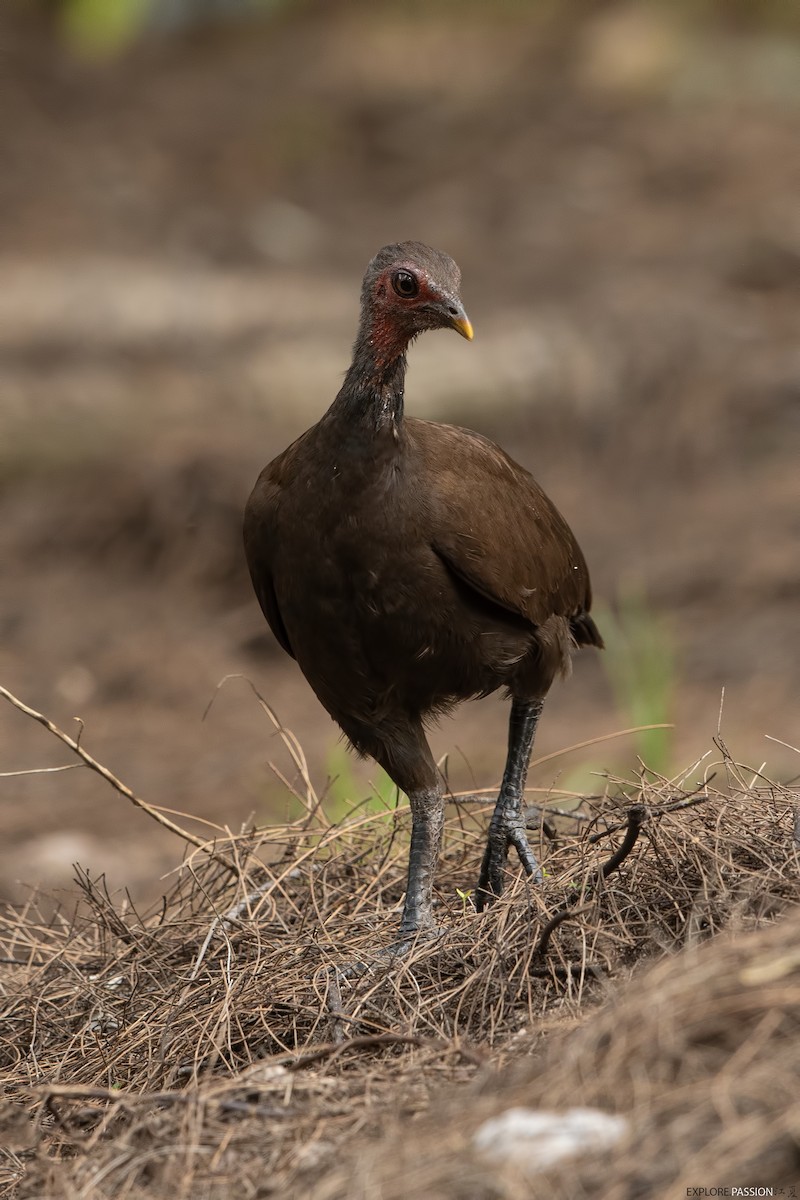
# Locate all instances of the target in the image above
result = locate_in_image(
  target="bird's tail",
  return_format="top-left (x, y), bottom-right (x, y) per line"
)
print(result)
top-left (570, 612), bottom-right (605, 650)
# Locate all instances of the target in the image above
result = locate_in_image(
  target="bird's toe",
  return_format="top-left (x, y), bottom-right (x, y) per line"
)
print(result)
top-left (475, 838), bottom-right (507, 910)
top-left (508, 827), bottom-right (544, 884)
top-left (476, 817), bottom-right (544, 910)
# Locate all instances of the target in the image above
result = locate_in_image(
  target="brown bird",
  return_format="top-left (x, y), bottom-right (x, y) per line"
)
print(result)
top-left (244, 242), bottom-right (602, 934)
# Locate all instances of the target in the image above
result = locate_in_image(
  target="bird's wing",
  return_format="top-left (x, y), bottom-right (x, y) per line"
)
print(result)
top-left (409, 420), bottom-right (594, 629)
top-left (243, 461), bottom-right (295, 659)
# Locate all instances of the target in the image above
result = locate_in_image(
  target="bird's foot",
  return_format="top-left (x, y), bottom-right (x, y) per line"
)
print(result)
top-left (329, 914), bottom-right (443, 985)
top-left (398, 895), bottom-right (441, 940)
top-left (475, 810), bottom-right (544, 912)
top-left (390, 920), bottom-right (445, 956)
top-left (325, 922), bottom-right (444, 1041)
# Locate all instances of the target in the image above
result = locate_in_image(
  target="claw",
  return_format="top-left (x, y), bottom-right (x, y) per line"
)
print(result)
top-left (475, 816), bottom-right (543, 911)
top-left (509, 829), bottom-right (544, 884)
top-left (475, 697), bottom-right (547, 911)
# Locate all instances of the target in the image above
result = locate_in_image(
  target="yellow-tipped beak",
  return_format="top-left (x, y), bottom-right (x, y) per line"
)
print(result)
top-left (451, 314), bottom-right (474, 341)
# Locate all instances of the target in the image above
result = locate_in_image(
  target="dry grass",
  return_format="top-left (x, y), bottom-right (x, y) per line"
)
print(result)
top-left (0, 727), bottom-right (797, 1199)
top-left (313, 899), bottom-right (800, 1200)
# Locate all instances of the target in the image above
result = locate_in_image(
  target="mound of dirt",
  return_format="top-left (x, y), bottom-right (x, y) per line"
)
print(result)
top-left (1, 767), bottom-right (797, 1198)
top-left (314, 902), bottom-right (800, 1200)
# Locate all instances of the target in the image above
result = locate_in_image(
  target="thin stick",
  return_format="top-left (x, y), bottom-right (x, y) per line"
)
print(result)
top-left (533, 804), bottom-right (648, 977)
top-left (766, 734), bottom-right (800, 757)
top-left (588, 781), bottom-right (713, 844)
top-left (533, 904), bottom-right (591, 959)
top-left (446, 724), bottom-right (672, 804)
top-left (530, 724), bottom-right (672, 770)
top-left (326, 972), bottom-right (349, 1046)
top-left (0, 764), bottom-right (83, 778)
top-left (599, 804), bottom-right (648, 878)
top-left (40, 1083), bottom-right (183, 1106)
top-left (0, 684), bottom-right (237, 875)
top-left (530, 962), bottom-right (602, 981)
top-left (286, 1031), bottom-right (484, 1071)
top-left (204, 674), bottom-right (323, 821)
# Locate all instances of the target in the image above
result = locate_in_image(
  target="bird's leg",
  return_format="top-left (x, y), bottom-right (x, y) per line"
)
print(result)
top-left (399, 785), bottom-right (445, 933)
top-left (325, 786), bottom-right (444, 1035)
top-left (476, 697), bottom-right (545, 911)
top-left (323, 781), bottom-right (443, 1021)
top-left (336, 720), bottom-right (443, 939)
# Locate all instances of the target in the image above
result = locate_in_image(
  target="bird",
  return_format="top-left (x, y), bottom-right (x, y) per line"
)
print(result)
top-left (244, 241), bottom-right (603, 935)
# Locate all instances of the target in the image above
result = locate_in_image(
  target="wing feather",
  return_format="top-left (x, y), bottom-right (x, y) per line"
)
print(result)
top-left (409, 419), bottom-right (594, 629)
top-left (243, 463), bottom-right (295, 659)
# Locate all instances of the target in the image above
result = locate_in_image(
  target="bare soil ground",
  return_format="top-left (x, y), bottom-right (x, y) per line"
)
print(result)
top-left (0, 5), bottom-right (799, 1193)
top-left (1, 3), bottom-right (798, 900)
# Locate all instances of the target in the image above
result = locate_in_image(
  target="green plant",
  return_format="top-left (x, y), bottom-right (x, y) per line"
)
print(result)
top-left (58, 0), bottom-right (302, 58)
top-left (595, 582), bottom-right (675, 777)
top-left (62, 0), bottom-right (152, 56)
top-left (323, 742), bottom-right (398, 824)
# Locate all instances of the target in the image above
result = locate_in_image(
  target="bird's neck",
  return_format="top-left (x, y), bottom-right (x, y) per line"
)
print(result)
top-left (329, 319), bottom-right (409, 432)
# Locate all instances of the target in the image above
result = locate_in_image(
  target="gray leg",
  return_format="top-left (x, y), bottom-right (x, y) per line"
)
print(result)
top-left (336, 715), bottom-right (443, 936)
top-left (476, 697), bottom-right (544, 911)
top-left (399, 785), bottom-right (444, 933)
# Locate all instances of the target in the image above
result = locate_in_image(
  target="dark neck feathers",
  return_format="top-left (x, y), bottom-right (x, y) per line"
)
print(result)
top-left (328, 309), bottom-right (409, 431)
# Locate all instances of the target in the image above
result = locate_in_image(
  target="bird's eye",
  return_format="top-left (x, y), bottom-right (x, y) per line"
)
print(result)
top-left (392, 270), bottom-right (419, 298)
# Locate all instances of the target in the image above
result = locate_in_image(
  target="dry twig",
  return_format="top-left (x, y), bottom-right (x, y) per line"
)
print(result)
top-left (0, 684), bottom-right (238, 875)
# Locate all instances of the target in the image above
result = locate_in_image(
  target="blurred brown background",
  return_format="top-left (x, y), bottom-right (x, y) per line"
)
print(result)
top-left (1, 0), bottom-right (798, 899)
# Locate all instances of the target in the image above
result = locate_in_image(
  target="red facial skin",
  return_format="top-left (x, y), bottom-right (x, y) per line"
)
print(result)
top-left (366, 266), bottom-right (445, 365)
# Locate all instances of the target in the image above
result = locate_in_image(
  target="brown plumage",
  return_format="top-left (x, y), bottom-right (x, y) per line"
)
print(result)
top-left (244, 242), bottom-right (602, 933)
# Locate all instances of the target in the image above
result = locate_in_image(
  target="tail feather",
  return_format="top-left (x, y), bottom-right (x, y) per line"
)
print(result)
top-left (570, 612), bottom-right (604, 650)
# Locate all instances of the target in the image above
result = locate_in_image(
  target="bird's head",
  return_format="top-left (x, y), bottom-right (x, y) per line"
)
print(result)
top-left (359, 241), bottom-right (473, 363)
